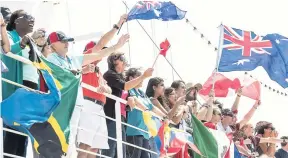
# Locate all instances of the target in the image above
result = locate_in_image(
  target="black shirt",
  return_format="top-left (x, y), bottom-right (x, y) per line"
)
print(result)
top-left (275, 149), bottom-right (288, 158)
top-left (103, 70), bottom-right (125, 119)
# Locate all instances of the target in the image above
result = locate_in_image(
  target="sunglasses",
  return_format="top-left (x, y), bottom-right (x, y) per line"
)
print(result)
top-left (112, 54), bottom-right (129, 66)
top-left (18, 14), bottom-right (35, 21)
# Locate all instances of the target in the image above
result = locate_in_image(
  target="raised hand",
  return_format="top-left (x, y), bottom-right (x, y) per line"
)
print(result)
top-left (143, 68), bottom-right (154, 78)
top-left (117, 14), bottom-right (128, 27)
top-left (116, 34), bottom-right (130, 48)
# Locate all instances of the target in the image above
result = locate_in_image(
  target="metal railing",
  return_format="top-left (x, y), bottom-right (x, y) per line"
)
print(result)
top-left (0, 51), bottom-right (161, 158)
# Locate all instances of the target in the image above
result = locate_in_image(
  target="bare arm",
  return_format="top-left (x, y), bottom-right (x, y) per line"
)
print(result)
top-left (238, 100), bottom-right (260, 129)
top-left (151, 106), bottom-right (167, 118)
top-left (167, 96), bottom-right (185, 119)
top-left (1, 24), bottom-right (10, 53)
top-left (93, 14), bottom-right (127, 51)
top-left (82, 34), bottom-right (129, 66)
top-left (231, 88), bottom-right (242, 112)
top-left (133, 96), bottom-right (151, 111)
top-left (151, 98), bottom-right (168, 115)
top-left (197, 90), bottom-right (214, 121)
top-left (259, 143), bottom-right (276, 157)
top-left (124, 68), bottom-right (153, 91)
top-left (196, 106), bottom-right (208, 121)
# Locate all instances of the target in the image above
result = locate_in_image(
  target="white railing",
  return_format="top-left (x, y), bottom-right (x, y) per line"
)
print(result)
top-left (0, 51), bottom-right (162, 158)
top-left (0, 94), bottom-right (159, 158)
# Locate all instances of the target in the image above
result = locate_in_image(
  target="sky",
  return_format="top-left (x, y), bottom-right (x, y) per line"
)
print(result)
top-left (2, 0), bottom-right (288, 157)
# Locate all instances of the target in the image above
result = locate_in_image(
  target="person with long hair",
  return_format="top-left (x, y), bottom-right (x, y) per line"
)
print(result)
top-left (125, 68), bottom-right (166, 158)
top-left (163, 87), bottom-right (186, 125)
top-left (254, 122), bottom-right (278, 157)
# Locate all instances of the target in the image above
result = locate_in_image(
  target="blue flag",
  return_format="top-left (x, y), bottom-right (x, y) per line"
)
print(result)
top-left (218, 25), bottom-right (288, 88)
top-left (128, 1), bottom-right (186, 21)
top-left (1, 69), bottom-right (60, 129)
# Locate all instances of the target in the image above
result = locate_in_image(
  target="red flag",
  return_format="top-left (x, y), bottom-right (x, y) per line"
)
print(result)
top-left (199, 73), bottom-right (241, 98)
top-left (241, 80), bottom-right (261, 100)
top-left (199, 73), bottom-right (261, 100)
top-left (160, 39), bottom-right (170, 57)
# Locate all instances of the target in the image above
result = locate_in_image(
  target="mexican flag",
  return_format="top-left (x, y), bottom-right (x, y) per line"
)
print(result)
top-left (191, 114), bottom-right (230, 158)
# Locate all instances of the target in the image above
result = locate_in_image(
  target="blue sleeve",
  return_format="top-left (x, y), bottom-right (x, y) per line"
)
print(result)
top-left (128, 89), bottom-right (137, 96)
top-left (7, 33), bottom-right (22, 54)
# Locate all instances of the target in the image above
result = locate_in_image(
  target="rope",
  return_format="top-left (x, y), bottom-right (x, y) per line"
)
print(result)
top-left (166, 22), bottom-right (175, 81)
top-left (121, 1), bottom-right (183, 81)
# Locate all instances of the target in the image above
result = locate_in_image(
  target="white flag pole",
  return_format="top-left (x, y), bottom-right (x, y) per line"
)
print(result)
top-left (212, 24), bottom-right (224, 89)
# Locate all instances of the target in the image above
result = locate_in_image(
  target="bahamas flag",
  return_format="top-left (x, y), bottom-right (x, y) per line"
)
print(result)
top-left (1, 50), bottom-right (80, 157)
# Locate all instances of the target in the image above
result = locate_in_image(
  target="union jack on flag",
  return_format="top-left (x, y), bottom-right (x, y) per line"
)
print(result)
top-left (127, 1), bottom-right (186, 21)
top-left (135, 1), bottom-right (161, 10)
top-left (222, 25), bottom-right (272, 57)
top-left (219, 25), bottom-right (288, 88)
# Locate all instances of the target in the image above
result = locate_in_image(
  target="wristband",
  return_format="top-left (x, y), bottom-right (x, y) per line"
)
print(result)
top-left (1, 23), bottom-right (6, 27)
top-left (113, 24), bottom-right (119, 30)
top-left (237, 95), bottom-right (241, 97)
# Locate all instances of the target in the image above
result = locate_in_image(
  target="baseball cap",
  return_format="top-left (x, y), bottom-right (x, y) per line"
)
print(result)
top-left (47, 31), bottom-right (74, 45)
top-left (83, 41), bottom-right (108, 53)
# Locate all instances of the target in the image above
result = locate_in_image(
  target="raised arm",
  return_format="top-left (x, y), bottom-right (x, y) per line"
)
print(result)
top-left (238, 100), bottom-right (260, 129)
top-left (93, 14), bottom-right (127, 51)
top-left (0, 16), bottom-right (10, 53)
top-left (82, 34), bottom-right (130, 66)
top-left (231, 88), bottom-right (242, 113)
top-left (124, 68), bottom-right (153, 91)
top-left (196, 90), bottom-right (214, 121)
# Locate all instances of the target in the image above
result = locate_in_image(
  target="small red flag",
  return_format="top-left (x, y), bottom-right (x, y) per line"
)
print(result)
top-left (160, 39), bottom-right (171, 57)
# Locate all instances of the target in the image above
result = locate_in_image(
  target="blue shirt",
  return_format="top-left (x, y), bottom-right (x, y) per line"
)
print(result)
top-left (126, 88), bottom-right (153, 139)
top-left (47, 53), bottom-right (83, 70)
top-left (47, 52), bottom-right (84, 105)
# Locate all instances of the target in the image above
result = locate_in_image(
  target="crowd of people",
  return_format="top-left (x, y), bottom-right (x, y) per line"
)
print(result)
top-left (0, 6), bottom-right (287, 158)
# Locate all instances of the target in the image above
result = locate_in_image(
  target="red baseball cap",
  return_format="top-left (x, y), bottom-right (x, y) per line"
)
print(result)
top-left (47, 31), bottom-right (74, 45)
top-left (83, 41), bottom-right (107, 54)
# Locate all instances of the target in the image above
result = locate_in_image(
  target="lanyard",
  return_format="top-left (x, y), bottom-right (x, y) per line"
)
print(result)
top-left (54, 53), bottom-right (73, 69)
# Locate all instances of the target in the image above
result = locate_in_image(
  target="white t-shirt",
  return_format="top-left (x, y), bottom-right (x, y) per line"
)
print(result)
top-left (217, 122), bottom-right (233, 134)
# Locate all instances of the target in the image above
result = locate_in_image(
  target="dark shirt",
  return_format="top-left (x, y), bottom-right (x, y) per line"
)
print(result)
top-left (103, 70), bottom-right (125, 119)
top-left (275, 149), bottom-right (288, 158)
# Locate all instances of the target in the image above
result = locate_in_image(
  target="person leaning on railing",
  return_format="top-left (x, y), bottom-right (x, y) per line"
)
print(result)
top-left (101, 53), bottom-right (154, 158)
top-left (124, 68), bottom-right (166, 158)
top-left (76, 13), bottom-right (128, 158)
top-left (2, 9), bottom-right (43, 158)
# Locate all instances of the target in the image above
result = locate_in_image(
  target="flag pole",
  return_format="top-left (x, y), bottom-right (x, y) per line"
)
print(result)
top-left (122, 1), bottom-right (183, 80)
top-left (151, 53), bottom-right (160, 68)
top-left (212, 24), bottom-right (224, 89)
